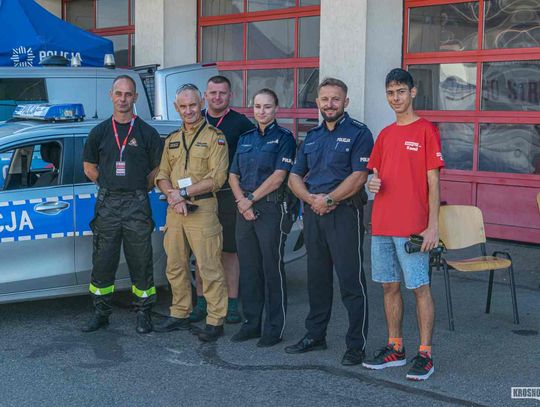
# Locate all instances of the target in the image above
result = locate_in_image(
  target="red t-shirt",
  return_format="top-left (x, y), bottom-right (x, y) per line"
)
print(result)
top-left (367, 118), bottom-right (444, 237)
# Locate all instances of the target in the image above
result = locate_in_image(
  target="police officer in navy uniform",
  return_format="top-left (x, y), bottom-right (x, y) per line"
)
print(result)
top-left (286, 78), bottom-right (374, 366)
top-left (228, 88), bottom-right (296, 347)
top-left (82, 75), bottom-right (163, 334)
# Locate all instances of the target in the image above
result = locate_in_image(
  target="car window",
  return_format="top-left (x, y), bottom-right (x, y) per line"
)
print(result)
top-left (1, 141), bottom-right (64, 190)
top-left (0, 78), bottom-right (48, 121)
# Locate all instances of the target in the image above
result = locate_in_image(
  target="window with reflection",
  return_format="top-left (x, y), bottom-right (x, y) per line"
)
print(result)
top-left (482, 60), bottom-right (540, 111)
top-left (479, 124), bottom-right (540, 174)
top-left (247, 19), bottom-right (295, 60)
top-left (484, 0), bottom-right (540, 49)
top-left (299, 16), bottom-right (320, 57)
top-left (65, 0), bottom-right (94, 30)
top-left (409, 63), bottom-right (477, 110)
top-left (300, 0), bottom-right (320, 5)
top-left (437, 123), bottom-right (474, 170)
top-left (408, 3), bottom-right (478, 53)
top-left (247, 69), bottom-right (294, 108)
top-left (202, 0), bottom-right (244, 16)
top-left (298, 68), bottom-right (319, 108)
top-left (248, 0), bottom-right (295, 12)
top-left (201, 24), bottom-right (243, 62)
top-left (96, 0), bottom-right (129, 29)
top-left (220, 70), bottom-right (244, 107)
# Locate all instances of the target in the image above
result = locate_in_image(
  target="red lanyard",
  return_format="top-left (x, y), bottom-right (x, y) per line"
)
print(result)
top-left (112, 115), bottom-right (136, 161)
top-left (206, 108), bottom-right (229, 128)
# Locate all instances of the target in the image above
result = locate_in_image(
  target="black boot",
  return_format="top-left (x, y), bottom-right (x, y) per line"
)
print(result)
top-left (136, 311), bottom-right (152, 334)
top-left (197, 324), bottom-right (224, 342)
top-left (81, 313), bottom-right (109, 333)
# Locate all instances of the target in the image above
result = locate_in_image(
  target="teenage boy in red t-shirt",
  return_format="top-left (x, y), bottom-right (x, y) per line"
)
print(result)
top-left (362, 68), bottom-right (444, 381)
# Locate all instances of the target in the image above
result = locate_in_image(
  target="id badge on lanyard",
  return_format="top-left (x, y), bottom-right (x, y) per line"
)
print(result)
top-left (112, 115), bottom-right (136, 177)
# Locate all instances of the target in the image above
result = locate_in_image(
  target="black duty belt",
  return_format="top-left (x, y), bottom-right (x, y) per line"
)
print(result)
top-left (192, 192), bottom-right (214, 201)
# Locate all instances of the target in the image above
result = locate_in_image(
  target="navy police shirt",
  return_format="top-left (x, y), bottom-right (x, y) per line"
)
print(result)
top-left (230, 121), bottom-right (296, 192)
top-left (290, 113), bottom-right (373, 194)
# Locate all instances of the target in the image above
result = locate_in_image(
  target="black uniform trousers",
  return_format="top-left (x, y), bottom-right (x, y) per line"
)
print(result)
top-left (236, 200), bottom-right (287, 339)
top-left (89, 189), bottom-right (156, 315)
top-left (303, 203), bottom-right (368, 351)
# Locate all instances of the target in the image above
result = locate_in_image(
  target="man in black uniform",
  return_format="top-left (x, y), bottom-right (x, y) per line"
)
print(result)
top-left (286, 78), bottom-right (374, 366)
top-left (189, 75), bottom-right (255, 324)
top-left (82, 75), bottom-right (164, 334)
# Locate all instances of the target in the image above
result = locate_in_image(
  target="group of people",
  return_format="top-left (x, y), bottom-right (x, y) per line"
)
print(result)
top-left (82, 68), bottom-right (444, 382)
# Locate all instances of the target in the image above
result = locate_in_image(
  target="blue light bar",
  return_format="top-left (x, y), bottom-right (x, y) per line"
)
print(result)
top-left (13, 103), bottom-right (85, 122)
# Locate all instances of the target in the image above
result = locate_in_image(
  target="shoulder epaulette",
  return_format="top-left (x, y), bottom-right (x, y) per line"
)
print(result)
top-left (165, 130), bottom-right (179, 139)
top-left (278, 126), bottom-right (293, 136)
top-left (239, 127), bottom-right (255, 138)
top-left (307, 122), bottom-right (323, 134)
top-left (351, 119), bottom-right (367, 129)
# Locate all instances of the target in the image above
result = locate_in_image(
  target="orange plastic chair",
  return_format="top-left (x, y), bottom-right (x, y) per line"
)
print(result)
top-left (435, 205), bottom-right (519, 331)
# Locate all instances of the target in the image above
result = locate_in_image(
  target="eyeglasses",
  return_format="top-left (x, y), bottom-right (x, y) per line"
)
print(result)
top-left (176, 83), bottom-right (200, 95)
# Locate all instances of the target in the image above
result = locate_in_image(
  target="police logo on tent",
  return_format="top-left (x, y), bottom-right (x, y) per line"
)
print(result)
top-left (11, 45), bottom-right (35, 67)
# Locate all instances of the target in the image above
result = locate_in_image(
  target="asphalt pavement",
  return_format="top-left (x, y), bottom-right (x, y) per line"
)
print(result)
top-left (0, 235), bottom-right (538, 407)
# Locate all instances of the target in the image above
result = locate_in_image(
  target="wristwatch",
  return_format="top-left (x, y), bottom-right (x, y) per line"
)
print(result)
top-left (325, 195), bottom-right (334, 207)
top-left (180, 187), bottom-right (190, 199)
top-left (246, 192), bottom-right (255, 202)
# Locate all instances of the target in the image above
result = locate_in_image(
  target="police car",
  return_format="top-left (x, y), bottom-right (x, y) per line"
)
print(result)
top-left (0, 104), bottom-right (179, 303)
top-left (0, 104), bottom-right (304, 304)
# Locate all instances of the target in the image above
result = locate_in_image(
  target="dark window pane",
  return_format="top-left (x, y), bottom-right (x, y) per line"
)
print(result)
top-left (299, 16), bottom-right (320, 57)
top-left (482, 60), bottom-right (540, 111)
top-left (219, 70), bottom-right (244, 108)
top-left (97, 0), bottom-right (129, 28)
top-left (202, 0), bottom-right (244, 16)
top-left (484, 0), bottom-right (540, 49)
top-left (0, 78), bottom-right (47, 120)
top-left (408, 3), bottom-right (478, 53)
top-left (247, 69), bottom-right (294, 108)
top-left (248, 0), bottom-right (295, 12)
top-left (104, 35), bottom-right (129, 67)
top-left (248, 19), bottom-right (294, 60)
top-left (298, 68), bottom-right (319, 108)
top-left (130, 34), bottom-right (135, 66)
top-left (201, 24), bottom-right (243, 62)
top-left (65, 0), bottom-right (94, 30)
top-left (300, 0), bottom-right (320, 5)
top-left (409, 63), bottom-right (477, 110)
top-left (297, 118), bottom-right (319, 143)
top-left (437, 122), bottom-right (474, 170)
top-left (479, 124), bottom-right (540, 174)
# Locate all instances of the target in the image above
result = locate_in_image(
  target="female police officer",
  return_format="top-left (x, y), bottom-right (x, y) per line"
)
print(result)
top-left (228, 88), bottom-right (296, 347)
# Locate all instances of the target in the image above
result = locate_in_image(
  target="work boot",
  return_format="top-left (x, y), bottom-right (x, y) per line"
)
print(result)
top-left (189, 296), bottom-right (207, 322)
top-left (81, 313), bottom-right (109, 333)
top-left (136, 311), bottom-right (152, 334)
top-left (153, 316), bottom-right (191, 332)
top-left (225, 298), bottom-right (242, 324)
top-left (197, 324), bottom-right (224, 342)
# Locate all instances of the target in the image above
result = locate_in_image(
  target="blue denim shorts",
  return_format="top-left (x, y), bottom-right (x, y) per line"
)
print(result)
top-left (371, 235), bottom-right (430, 289)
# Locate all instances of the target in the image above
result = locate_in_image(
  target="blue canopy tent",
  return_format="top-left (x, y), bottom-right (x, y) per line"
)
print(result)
top-left (0, 0), bottom-right (113, 67)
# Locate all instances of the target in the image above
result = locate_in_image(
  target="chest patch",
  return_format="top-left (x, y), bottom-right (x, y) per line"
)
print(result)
top-left (169, 141), bottom-right (180, 149)
top-left (195, 142), bottom-right (208, 148)
top-left (128, 138), bottom-right (138, 147)
top-left (404, 141), bottom-right (421, 152)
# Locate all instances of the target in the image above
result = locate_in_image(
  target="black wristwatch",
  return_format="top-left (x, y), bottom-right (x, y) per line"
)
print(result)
top-left (246, 192), bottom-right (255, 202)
top-left (180, 187), bottom-right (190, 199)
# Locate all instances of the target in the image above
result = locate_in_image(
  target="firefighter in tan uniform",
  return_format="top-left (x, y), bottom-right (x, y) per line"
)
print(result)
top-left (153, 83), bottom-right (229, 342)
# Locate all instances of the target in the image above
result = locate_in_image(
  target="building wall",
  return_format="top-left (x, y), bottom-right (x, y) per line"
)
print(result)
top-left (136, 0), bottom-right (197, 68)
top-left (364, 0), bottom-right (403, 137)
top-left (35, 0), bottom-right (61, 17)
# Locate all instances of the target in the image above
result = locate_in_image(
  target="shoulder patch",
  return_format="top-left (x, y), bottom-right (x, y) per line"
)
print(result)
top-left (351, 119), bottom-right (366, 129)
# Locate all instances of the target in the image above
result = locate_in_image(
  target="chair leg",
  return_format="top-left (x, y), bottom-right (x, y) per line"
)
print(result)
top-left (507, 265), bottom-right (520, 325)
top-left (485, 270), bottom-right (494, 314)
top-left (443, 262), bottom-right (455, 331)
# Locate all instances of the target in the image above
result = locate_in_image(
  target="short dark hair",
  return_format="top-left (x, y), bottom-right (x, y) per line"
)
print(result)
top-left (112, 74), bottom-right (137, 92)
top-left (207, 75), bottom-right (232, 90)
top-left (385, 68), bottom-right (414, 89)
top-left (252, 88), bottom-right (279, 106)
top-left (317, 77), bottom-right (348, 95)
top-left (176, 83), bottom-right (202, 99)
